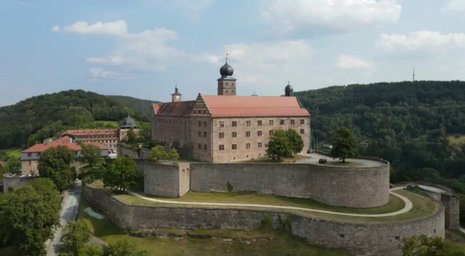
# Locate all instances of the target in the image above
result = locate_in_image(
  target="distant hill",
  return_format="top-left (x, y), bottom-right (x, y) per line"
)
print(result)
top-left (107, 95), bottom-right (158, 121)
top-left (0, 90), bottom-right (157, 149)
top-left (295, 80), bottom-right (465, 183)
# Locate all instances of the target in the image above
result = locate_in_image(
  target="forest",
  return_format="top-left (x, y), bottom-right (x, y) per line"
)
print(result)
top-left (0, 90), bottom-right (154, 149)
top-left (296, 80), bottom-right (465, 222)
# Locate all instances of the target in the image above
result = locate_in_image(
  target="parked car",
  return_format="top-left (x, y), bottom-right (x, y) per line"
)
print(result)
top-left (318, 158), bottom-right (327, 164)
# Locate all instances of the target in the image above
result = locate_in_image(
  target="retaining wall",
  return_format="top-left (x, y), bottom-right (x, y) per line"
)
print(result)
top-left (2, 175), bottom-right (37, 193)
top-left (138, 161), bottom-right (190, 197)
top-left (84, 186), bottom-right (444, 256)
top-left (190, 163), bottom-right (389, 208)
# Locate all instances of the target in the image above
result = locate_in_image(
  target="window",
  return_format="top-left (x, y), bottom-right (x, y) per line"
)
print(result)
top-left (219, 132), bottom-right (224, 138)
top-left (232, 121), bottom-right (237, 127)
top-left (280, 120), bottom-right (285, 125)
top-left (27, 153), bottom-right (31, 157)
top-left (245, 131), bottom-right (251, 137)
top-left (219, 144), bottom-right (225, 151)
top-left (198, 144), bottom-right (201, 149)
top-left (257, 131), bottom-right (262, 136)
top-left (246, 143), bottom-right (251, 149)
top-left (300, 119), bottom-right (305, 124)
top-left (269, 130), bottom-right (273, 136)
top-left (198, 121), bottom-right (201, 127)
top-left (257, 120), bottom-right (262, 126)
top-left (204, 144), bottom-right (207, 150)
top-left (258, 142), bottom-right (262, 148)
top-left (232, 144), bottom-right (237, 150)
top-left (219, 121), bottom-right (224, 127)
top-left (232, 132), bottom-right (237, 138)
top-left (290, 119), bottom-right (295, 125)
top-left (203, 131), bottom-right (207, 137)
top-left (204, 121), bottom-right (207, 127)
top-left (246, 120), bottom-right (251, 127)
top-left (300, 129), bottom-right (305, 134)
top-left (198, 131), bottom-right (202, 137)
top-left (269, 120), bottom-right (274, 126)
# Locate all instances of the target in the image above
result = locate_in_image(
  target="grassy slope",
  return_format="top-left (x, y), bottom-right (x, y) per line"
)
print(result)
top-left (79, 196), bottom-right (350, 256)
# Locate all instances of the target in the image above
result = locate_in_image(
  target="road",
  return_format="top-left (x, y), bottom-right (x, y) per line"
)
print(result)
top-left (128, 186), bottom-right (412, 218)
top-left (46, 181), bottom-right (82, 256)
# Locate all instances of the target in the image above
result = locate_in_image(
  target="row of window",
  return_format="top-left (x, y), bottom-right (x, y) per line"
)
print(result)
top-left (219, 142), bottom-right (264, 151)
top-left (219, 119), bottom-right (305, 127)
top-left (219, 129), bottom-right (304, 138)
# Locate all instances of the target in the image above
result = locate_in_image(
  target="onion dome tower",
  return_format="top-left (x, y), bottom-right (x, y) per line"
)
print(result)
top-left (171, 86), bottom-right (182, 102)
top-left (285, 82), bottom-right (293, 96)
top-left (217, 55), bottom-right (236, 96)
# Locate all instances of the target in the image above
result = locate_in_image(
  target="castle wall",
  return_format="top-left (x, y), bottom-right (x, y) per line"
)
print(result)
top-left (2, 175), bottom-right (38, 193)
top-left (84, 185), bottom-right (444, 256)
top-left (138, 160), bottom-right (190, 197)
top-left (442, 194), bottom-right (461, 230)
top-left (190, 163), bottom-right (389, 208)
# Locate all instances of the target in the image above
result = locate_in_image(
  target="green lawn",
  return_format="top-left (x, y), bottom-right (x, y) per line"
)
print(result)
top-left (116, 191), bottom-right (405, 215)
top-left (79, 196), bottom-right (351, 256)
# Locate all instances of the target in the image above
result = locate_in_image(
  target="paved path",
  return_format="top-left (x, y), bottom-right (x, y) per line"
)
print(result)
top-left (46, 181), bottom-right (82, 256)
top-left (128, 187), bottom-right (412, 218)
top-left (295, 153), bottom-right (384, 168)
top-left (460, 226), bottom-right (465, 235)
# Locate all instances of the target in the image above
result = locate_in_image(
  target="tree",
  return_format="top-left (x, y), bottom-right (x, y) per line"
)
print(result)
top-left (150, 145), bottom-right (179, 162)
top-left (151, 145), bottom-right (167, 161)
top-left (38, 146), bottom-right (76, 191)
top-left (3, 178), bottom-right (60, 256)
top-left (62, 220), bottom-right (92, 255)
top-left (401, 235), bottom-right (465, 256)
top-left (78, 144), bottom-right (106, 182)
top-left (330, 128), bottom-right (359, 163)
top-left (266, 130), bottom-right (292, 161)
top-left (286, 129), bottom-right (304, 155)
top-left (103, 156), bottom-right (138, 192)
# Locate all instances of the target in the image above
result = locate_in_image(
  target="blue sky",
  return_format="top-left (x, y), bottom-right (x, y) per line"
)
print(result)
top-left (1, 0), bottom-right (465, 106)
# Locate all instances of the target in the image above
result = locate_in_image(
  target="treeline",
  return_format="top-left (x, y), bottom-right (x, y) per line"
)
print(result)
top-left (0, 90), bottom-right (153, 149)
top-left (296, 81), bottom-right (465, 222)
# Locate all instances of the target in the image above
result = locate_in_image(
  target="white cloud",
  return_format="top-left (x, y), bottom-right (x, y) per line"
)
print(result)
top-left (223, 40), bottom-right (313, 86)
top-left (56, 20), bottom-right (128, 36)
top-left (376, 30), bottom-right (465, 53)
top-left (442, 0), bottom-right (465, 12)
top-left (51, 25), bottom-right (60, 32)
top-left (261, 0), bottom-right (401, 34)
top-left (89, 68), bottom-right (129, 80)
top-left (337, 54), bottom-right (374, 70)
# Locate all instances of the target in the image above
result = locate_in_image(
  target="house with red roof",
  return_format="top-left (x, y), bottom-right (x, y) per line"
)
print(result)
top-left (152, 61), bottom-right (310, 162)
top-left (20, 136), bottom-right (109, 176)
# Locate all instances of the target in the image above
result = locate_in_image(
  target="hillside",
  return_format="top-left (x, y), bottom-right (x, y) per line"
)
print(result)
top-left (0, 90), bottom-right (155, 149)
top-left (296, 81), bottom-right (465, 223)
top-left (107, 95), bottom-right (158, 121)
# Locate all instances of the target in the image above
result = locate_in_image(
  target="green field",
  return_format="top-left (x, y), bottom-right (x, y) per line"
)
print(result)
top-left (79, 197), bottom-right (351, 256)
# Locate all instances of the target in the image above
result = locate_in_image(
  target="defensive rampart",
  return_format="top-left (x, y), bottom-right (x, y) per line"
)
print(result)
top-left (2, 175), bottom-right (37, 193)
top-left (189, 162), bottom-right (389, 208)
top-left (84, 185), bottom-right (444, 256)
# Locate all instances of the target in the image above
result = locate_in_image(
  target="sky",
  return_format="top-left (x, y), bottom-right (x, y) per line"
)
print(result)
top-left (1, 0), bottom-right (465, 106)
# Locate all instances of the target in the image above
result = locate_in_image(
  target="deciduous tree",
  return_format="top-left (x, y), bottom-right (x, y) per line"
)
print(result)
top-left (330, 128), bottom-right (359, 163)
top-left (103, 156), bottom-right (138, 192)
top-left (38, 146), bottom-right (76, 191)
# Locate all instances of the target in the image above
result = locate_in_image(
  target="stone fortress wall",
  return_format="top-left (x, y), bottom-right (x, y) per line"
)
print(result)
top-left (84, 185), bottom-right (444, 256)
top-left (142, 160), bottom-right (390, 208)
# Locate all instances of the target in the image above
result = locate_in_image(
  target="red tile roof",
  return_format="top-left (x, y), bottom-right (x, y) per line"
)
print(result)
top-left (201, 95), bottom-right (310, 117)
top-left (62, 129), bottom-right (118, 136)
top-left (154, 101), bottom-right (196, 116)
top-left (23, 136), bottom-right (109, 153)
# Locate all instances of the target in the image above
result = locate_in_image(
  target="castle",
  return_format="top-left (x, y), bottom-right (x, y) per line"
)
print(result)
top-left (151, 60), bottom-right (310, 162)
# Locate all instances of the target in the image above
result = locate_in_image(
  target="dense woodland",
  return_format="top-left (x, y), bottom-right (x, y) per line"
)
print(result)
top-left (296, 81), bottom-right (465, 222)
top-left (0, 90), bottom-right (154, 149)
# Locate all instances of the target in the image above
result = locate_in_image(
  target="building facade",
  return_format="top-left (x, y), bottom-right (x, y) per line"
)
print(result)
top-left (20, 136), bottom-right (109, 176)
top-left (152, 62), bottom-right (310, 162)
top-left (61, 116), bottom-right (139, 151)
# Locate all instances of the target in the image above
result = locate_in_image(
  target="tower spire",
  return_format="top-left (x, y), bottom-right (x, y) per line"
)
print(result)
top-left (412, 67), bottom-right (415, 82)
